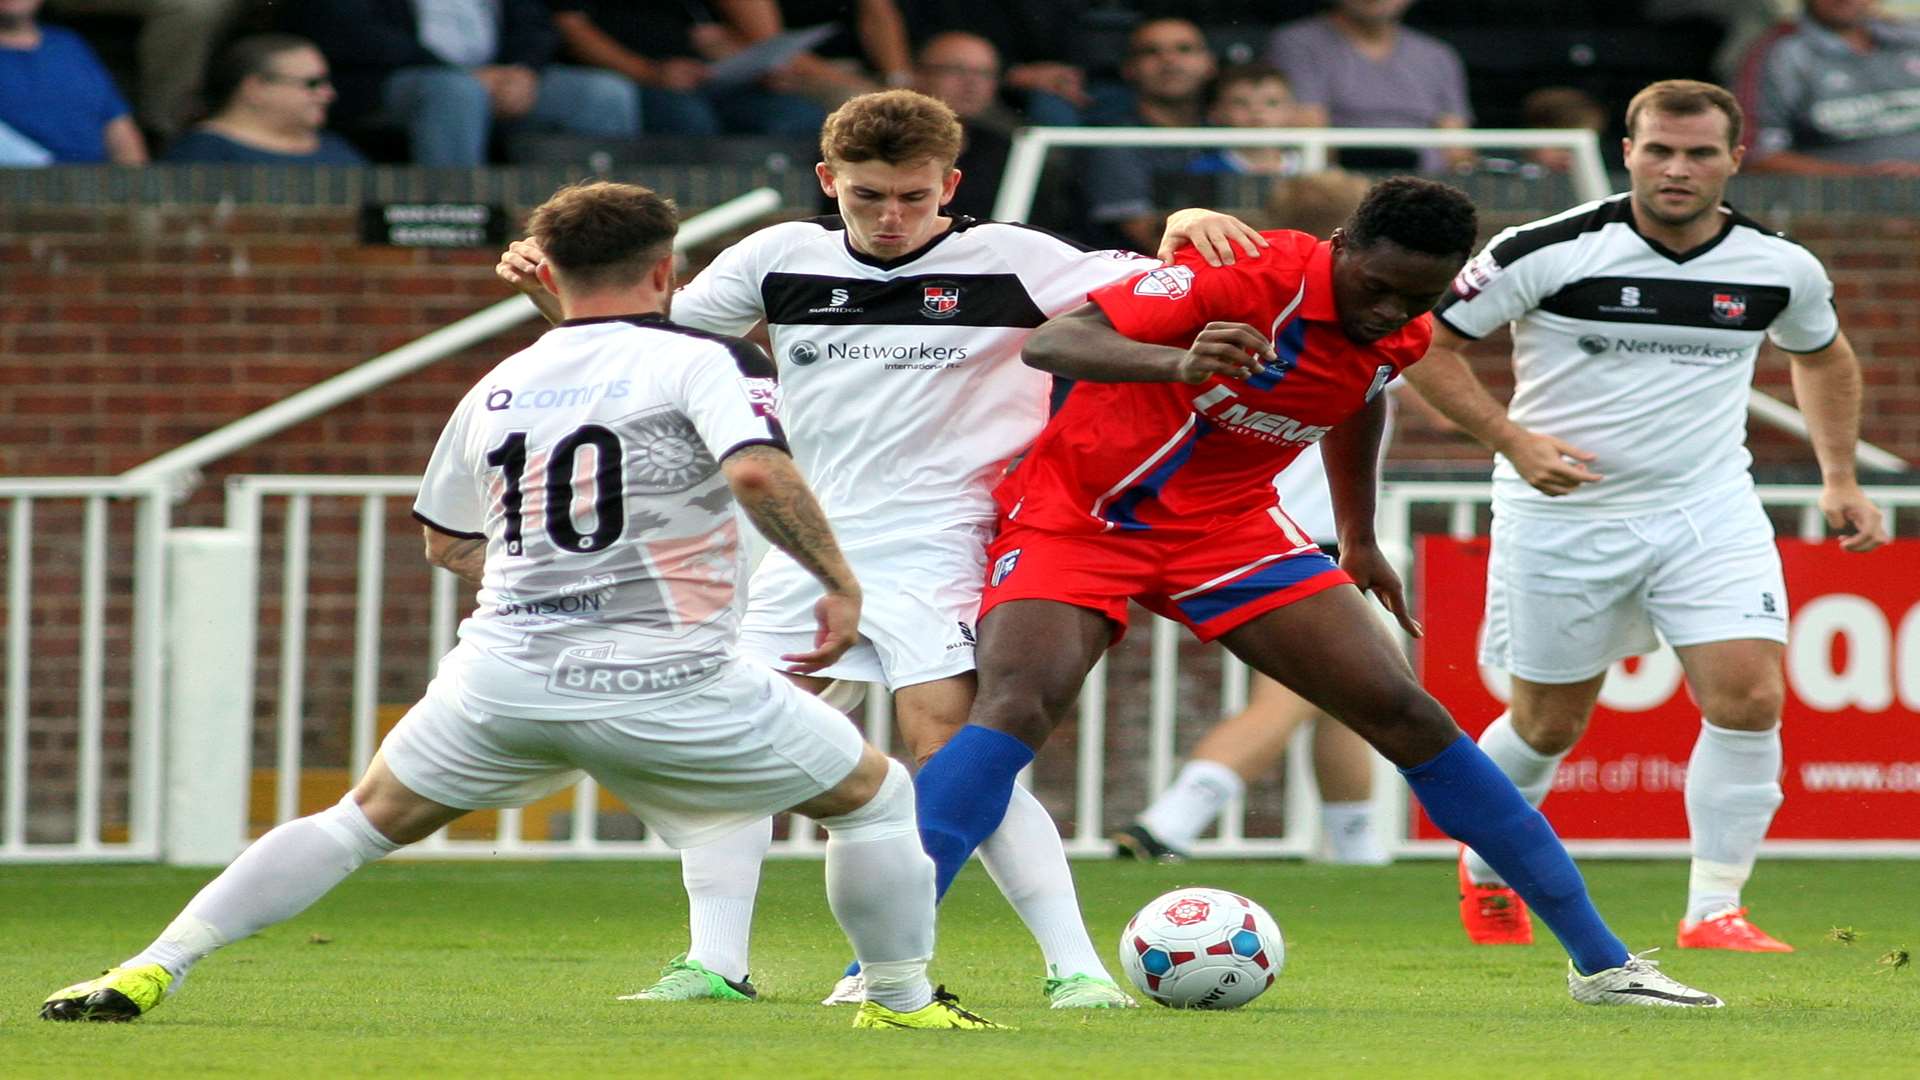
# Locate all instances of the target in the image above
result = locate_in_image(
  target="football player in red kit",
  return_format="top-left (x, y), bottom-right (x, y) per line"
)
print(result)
top-left (912, 177), bottom-right (1725, 1008)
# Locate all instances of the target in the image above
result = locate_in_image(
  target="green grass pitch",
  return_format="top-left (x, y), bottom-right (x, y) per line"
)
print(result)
top-left (4, 858), bottom-right (1916, 1077)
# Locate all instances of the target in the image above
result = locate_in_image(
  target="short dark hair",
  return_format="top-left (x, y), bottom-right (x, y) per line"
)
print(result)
top-left (208, 33), bottom-right (318, 111)
top-left (1343, 177), bottom-right (1478, 259)
top-left (1625, 79), bottom-right (1742, 147)
top-left (1206, 63), bottom-right (1290, 111)
top-left (1522, 86), bottom-right (1606, 132)
top-left (820, 90), bottom-right (963, 168)
top-left (527, 182), bottom-right (679, 291)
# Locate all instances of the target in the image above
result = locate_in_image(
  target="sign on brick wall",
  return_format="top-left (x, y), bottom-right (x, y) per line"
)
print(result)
top-left (359, 203), bottom-right (509, 248)
top-left (1416, 536), bottom-right (1920, 841)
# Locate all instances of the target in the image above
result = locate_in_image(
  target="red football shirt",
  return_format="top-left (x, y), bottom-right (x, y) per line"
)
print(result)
top-left (998, 231), bottom-right (1431, 536)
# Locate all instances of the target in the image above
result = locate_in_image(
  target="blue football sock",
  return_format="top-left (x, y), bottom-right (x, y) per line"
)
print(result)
top-left (1402, 735), bottom-right (1629, 975)
top-left (840, 724), bottom-right (1037, 981)
top-left (914, 724), bottom-right (1035, 899)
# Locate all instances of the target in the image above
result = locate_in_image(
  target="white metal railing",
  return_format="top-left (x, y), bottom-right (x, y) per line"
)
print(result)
top-left (213, 474), bottom-right (1920, 861)
top-left (0, 478), bottom-right (171, 861)
top-left (990, 126), bottom-right (1614, 223)
top-left (120, 188), bottom-right (787, 499)
top-left (5, 473), bottom-right (1915, 862)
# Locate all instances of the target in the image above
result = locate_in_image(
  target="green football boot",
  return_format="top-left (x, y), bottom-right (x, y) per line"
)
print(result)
top-left (617, 955), bottom-right (757, 1002)
top-left (1043, 970), bottom-right (1138, 1009)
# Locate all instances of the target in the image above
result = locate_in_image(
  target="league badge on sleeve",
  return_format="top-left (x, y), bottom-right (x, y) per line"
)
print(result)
top-left (1133, 265), bottom-right (1195, 300)
top-left (1451, 250), bottom-right (1500, 300)
top-left (739, 377), bottom-right (778, 418)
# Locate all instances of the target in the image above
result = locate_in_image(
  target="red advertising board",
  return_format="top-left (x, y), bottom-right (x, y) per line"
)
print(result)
top-left (1415, 537), bottom-right (1920, 841)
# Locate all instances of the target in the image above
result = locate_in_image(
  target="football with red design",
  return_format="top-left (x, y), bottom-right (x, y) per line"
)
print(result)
top-left (1117, 887), bottom-right (1285, 1009)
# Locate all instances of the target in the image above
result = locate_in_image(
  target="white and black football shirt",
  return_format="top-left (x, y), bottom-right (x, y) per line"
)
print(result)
top-left (1435, 193), bottom-right (1838, 516)
top-left (670, 215), bottom-right (1159, 544)
top-left (415, 315), bottom-right (784, 719)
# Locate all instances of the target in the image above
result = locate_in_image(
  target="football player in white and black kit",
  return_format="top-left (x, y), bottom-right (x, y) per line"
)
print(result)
top-left (42, 181), bottom-right (1002, 1031)
top-left (499, 89), bottom-right (1266, 1008)
top-left (1404, 79), bottom-right (1890, 954)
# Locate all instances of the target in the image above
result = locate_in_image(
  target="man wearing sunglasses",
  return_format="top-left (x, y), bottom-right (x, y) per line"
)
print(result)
top-left (163, 33), bottom-right (368, 164)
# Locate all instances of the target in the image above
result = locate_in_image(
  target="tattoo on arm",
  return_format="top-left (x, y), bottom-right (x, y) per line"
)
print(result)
top-left (725, 446), bottom-right (858, 596)
top-left (424, 528), bottom-right (487, 587)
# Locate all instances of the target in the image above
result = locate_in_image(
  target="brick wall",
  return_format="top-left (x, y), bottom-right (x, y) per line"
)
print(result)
top-left (4, 198), bottom-right (1918, 846)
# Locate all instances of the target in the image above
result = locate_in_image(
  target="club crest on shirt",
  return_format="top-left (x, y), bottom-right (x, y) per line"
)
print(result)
top-left (1132, 265), bottom-right (1194, 299)
top-left (922, 282), bottom-right (962, 319)
top-left (1711, 291), bottom-right (1747, 325)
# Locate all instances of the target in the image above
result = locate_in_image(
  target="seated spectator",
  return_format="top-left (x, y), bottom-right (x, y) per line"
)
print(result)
top-left (163, 34), bottom-right (367, 164)
top-left (1084, 17), bottom-right (1217, 253)
top-left (547, 0), bottom-right (823, 136)
top-left (896, 0), bottom-right (1088, 125)
top-left (913, 30), bottom-right (1012, 218)
top-left (1517, 86), bottom-right (1607, 175)
top-left (46, 0), bottom-right (242, 140)
top-left (1267, 0), bottom-right (1471, 172)
top-left (1261, 168), bottom-right (1373, 238)
top-left (1188, 63), bottom-right (1306, 176)
top-left (714, 0), bottom-right (912, 115)
top-left (1738, 0), bottom-right (1920, 176)
top-left (284, 0), bottom-right (639, 167)
top-left (0, 0), bottom-right (147, 163)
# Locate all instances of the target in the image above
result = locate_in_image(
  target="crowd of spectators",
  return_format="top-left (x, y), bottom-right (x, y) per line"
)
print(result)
top-left (2, 0), bottom-right (1916, 192)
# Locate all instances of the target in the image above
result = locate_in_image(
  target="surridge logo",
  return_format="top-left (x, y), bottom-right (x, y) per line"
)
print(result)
top-left (807, 286), bottom-right (862, 315)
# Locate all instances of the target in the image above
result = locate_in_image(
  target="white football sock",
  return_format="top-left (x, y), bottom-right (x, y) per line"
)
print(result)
top-left (819, 762), bottom-right (934, 1013)
top-left (1464, 713), bottom-right (1566, 886)
top-left (980, 783), bottom-right (1110, 980)
top-left (126, 795), bottom-right (398, 981)
top-left (678, 817), bottom-right (771, 983)
top-left (1319, 800), bottom-right (1389, 865)
top-left (1137, 759), bottom-right (1244, 852)
top-left (1684, 720), bottom-right (1784, 924)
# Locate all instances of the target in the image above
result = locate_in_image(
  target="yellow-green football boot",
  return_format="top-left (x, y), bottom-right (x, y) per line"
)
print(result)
top-left (852, 986), bottom-right (1008, 1030)
top-left (41, 964), bottom-right (174, 1022)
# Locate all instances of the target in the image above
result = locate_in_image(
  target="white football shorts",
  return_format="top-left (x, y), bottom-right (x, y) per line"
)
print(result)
top-left (738, 522), bottom-right (989, 690)
top-left (379, 659), bottom-right (864, 849)
top-left (1480, 481), bottom-right (1789, 684)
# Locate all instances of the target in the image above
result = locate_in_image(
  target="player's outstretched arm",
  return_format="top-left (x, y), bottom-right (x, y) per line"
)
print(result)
top-left (1789, 331), bottom-right (1891, 552)
top-left (722, 445), bottom-right (862, 672)
top-left (1157, 209), bottom-right (1269, 267)
top-left (421, 526), bottom-right (486, 588)
top-left (1024, 302), bottom-right (1271, 384)
top-left (494, 238), bottom-right (566, 325)
top-left (1402, 325), bottom-right (1602, 497)
top-left (1321, 394), bottom-right (1421, 637)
